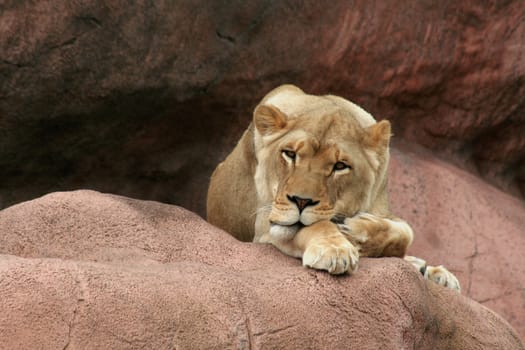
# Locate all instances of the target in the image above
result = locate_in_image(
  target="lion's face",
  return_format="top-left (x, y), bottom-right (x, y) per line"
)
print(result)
top-left (253, 103), bottom-right (391, 240)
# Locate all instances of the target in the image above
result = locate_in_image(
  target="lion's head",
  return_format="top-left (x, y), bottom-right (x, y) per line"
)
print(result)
top-left (252, 85), bottom-right (391, 240)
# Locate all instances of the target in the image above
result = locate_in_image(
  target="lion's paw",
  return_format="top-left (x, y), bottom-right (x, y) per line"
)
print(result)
top-left (426, 265), bottom-right (461, 291)
top-left (404, 256), bottom-right (428, 275)
top-left (404, 256), bottom-right (461, 292)
top-left (302, 235), bottom-right (359, 275)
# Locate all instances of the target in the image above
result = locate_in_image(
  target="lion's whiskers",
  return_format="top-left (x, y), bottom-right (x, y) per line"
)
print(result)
top-left (251, 205), bottom-right (272, 218)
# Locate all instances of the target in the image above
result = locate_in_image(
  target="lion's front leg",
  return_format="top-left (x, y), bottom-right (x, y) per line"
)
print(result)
top-left (336, 212), bottom-right (414, 258)
top-left (270, 220), bottom-right (360, 275)
top-left (404, 256), bottom-right (461, 292)
top-left (335, 213), bottom-right (460, 291)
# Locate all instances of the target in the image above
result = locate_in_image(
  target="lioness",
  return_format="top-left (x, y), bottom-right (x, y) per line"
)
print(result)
top-left (207, 84), bottom-right (459, 291)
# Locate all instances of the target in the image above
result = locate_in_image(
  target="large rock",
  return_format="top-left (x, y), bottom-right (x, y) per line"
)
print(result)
top-left (389, 143), bottom-right (525, 340)
top-left (1, 1), bottom-right (524, 213)
top-left (1, 0), bottom-right (524, 343)
top-left (0, 190), bottom-right (523, 349)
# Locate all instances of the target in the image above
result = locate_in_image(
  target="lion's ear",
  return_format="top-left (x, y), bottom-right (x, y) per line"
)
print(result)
top-left (365, 120), bottom-right (391, 150)
top-left (253, 104), bottom-right (287, 135)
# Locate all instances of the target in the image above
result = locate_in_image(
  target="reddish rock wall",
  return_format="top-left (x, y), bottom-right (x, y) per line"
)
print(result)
top-left (389, 143), bottom-right (525, 339)
top-left (1, 1), bottom-right (524, 214)
top-left (0, 190), bottom-right (523, 349)
top-left (1, 1), bottom-right (524, 345)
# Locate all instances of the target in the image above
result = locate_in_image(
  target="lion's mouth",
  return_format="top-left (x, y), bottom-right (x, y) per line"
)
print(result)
top-left (269, 219), bottom-right (304, 227)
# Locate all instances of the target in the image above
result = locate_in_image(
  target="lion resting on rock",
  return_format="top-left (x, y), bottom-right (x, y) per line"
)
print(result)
top-left (207, 84), bottom-right (459, 290)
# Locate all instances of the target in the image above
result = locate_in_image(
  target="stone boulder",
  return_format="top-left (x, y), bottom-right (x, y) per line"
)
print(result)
top-left (1, 1), bottom-right (525, 213)
top-left (0, 190), bottom-right (523, 349)
top-left (389, 144), bottom-right (525, 340)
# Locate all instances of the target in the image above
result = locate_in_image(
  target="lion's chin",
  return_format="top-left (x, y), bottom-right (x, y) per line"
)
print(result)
top-left (269, 223), bottom-right (302, 241)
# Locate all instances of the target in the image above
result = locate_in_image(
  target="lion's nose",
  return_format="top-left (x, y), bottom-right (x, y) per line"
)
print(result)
top-left (286, 195), bottom-right (319, 212)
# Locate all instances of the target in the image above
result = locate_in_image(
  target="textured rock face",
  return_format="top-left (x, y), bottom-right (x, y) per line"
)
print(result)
top-left (389, 144), bottom-right (525, 340)
top-left (1, 1), bottom-right (525, 213)
top-left (0, 190), bottom-right (523, 349)
top-left (1, 1), bottom-right (525, 345)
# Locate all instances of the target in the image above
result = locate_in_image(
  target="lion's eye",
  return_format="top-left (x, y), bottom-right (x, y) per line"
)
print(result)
top-left (333, 161), bottom-right (351, 172)
top-left (282, 150), bottom-right (296, 161)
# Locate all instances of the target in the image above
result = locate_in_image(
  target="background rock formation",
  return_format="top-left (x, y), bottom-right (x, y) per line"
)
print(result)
top-left (1, 1), bottom-right (524, 213)
top-left (1, 0), bottom-right (525, 343)
top-left (389, 144), bottom-right (525, 339)
top-left (0, 191), bottom-right (523, 349)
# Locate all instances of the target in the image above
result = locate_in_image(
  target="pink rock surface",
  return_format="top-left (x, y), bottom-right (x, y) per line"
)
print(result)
top-left (389, 143), bottom-right (525, 340)
top-left (0, 190), bottom-right (523, 349)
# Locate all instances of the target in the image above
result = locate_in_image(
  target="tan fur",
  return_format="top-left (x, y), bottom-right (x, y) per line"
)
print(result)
top-left (207, 85), bottom-right (459, 291)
